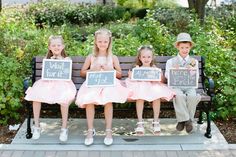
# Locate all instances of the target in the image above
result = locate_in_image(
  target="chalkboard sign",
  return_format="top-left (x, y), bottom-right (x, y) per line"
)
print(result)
top-left (168, 68), bottom-right (198, 88)
top-left (42, 59), bottom-right (72, 81)
top-left (86, 70), bottom-right (116, 87)
top-left (131, 67), bottom-right (162, 81)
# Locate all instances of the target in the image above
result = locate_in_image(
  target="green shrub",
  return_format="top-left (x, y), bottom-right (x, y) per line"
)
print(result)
top-left (113, 34), bottom-right (141, 56)
top-left (133, 17), bottom-right (175, 55)
top-left (187, 17), bottom-right (236, 119)
top-left (134, 8), bottom-right (148, 19)
top-left (26, 0), bottom-right (135, 27)
top-left (0, 53), bottom-right (23, 125)
top-left (206, 5), bottom-right (236, 33)
top-left (148, 7), bottom-right (196, 34)
top-left (118, 0), bottom-right (156, 9)
top-left (206, 5), bottom-right (236, 51)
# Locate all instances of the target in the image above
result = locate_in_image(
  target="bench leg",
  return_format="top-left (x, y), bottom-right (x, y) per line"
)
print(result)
top-left (197, 108), bottom-right (204, 124)
top-left (26, 102), bottom-right (32, 139)
top-left (204, 110), bottom-right (212, 138)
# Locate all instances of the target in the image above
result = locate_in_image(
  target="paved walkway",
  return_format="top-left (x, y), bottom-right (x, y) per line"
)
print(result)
top-left (0, 118), bottom-right (236, 157)
top-left (0, 149), bottom-right (236, 157)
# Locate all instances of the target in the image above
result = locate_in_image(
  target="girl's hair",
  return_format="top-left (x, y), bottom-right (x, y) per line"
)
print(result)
top-left (93, 28), bottom-right (112, 57)
top-left (45, 35), bottom-right (67, 59)
top-left (135, 45), bottom-right (156, 67)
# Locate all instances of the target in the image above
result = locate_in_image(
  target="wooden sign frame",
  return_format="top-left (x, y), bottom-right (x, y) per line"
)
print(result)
top-left (86, 70), bottom-right (116, 87)
top-left (168, 68), bottom-right (198, 88)
top-left (42, 59), bottom-right (72, 81)
top-left (131, 67), bottom-right (162, 81)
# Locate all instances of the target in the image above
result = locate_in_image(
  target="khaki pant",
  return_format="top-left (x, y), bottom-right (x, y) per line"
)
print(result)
top-left (172, 88), bottom-right (201, 122)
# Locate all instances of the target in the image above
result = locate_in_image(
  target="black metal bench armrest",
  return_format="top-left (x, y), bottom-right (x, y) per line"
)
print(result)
top-left (204, 76), bottom-right (215, 97)
top-left (23, 77), bottom-right (31, 93)
top-left (23, 77), bottom-right (33, 139)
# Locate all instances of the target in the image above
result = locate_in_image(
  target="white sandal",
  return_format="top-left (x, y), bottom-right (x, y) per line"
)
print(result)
top-left (32, 126), bottom-right (41, 140)
top-left (104, 129), bottom-right (113, 146)
top-left (135, 121), bottom-right (145, 135)
top-left (84, 128), bottom-right (96, 146)
top-left (152, 121), bottom-right (161, 135)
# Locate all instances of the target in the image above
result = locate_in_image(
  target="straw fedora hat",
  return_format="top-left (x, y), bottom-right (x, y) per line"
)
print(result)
top-left (174, 33), bottom-right (194, 47)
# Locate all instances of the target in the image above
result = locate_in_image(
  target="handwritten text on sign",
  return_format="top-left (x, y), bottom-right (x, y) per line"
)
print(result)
top-left (42, 59), bottom-right (72, 81)
top-left (168, 68), bottom-right (198, 88)
top-left (86, 70), bottom-right (116, 87)
top-left (131, 67), bottom-right (162, 81)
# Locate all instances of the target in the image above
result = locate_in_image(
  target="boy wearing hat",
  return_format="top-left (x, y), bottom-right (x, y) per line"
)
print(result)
top-left (165, 33), bottom-right (201, 133)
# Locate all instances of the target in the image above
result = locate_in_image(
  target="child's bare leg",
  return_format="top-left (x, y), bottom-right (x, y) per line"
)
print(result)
top-left (84, 104), bottom-right (95, 145)
top-left (135, 99), bottom-right (145, 135)
top-left (59, 104), bottom-right (69, 142)
top-left (103, 102), bottom-right (113, 145)
top-left (60, 105), bottom-right (69, 129)
top-left (32, 101), bottom-right (42, 139)
top-left (32, 101), bottom-right (41, 127)
top-left (104, 102), bottom-right (113, 138)
top-left (152, 99), bottom-right (161, 122)
top-left (136, 99), bottom-right (144, 122)
top-left (86, 104), bottom-right (95, 138)
top-left (152, 99), bottom-right (161, 134)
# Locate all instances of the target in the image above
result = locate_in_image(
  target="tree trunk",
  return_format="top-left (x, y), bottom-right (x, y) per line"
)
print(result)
top-left (0, 0), bottom-right (2, 12)
top-left (187, 0), bottom-right (209, 24)
top-left (188, 0), bottom-right (195, 10)
top-left (103, 0), bottom-right (106, 5)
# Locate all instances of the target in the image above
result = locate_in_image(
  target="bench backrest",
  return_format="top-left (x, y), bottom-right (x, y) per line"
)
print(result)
top-left (32, 56), bottom-right (205, 92)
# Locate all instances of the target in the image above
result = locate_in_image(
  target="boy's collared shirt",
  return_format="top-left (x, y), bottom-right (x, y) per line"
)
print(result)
top-left (178, 54), bottom-right (189, 67)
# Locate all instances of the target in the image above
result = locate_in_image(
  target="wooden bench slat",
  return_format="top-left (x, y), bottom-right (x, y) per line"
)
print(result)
top-left (72, 77), bottom-right (86, 83)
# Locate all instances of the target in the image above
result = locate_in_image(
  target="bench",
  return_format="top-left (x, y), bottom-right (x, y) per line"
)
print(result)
top-left (24, 55), bottom-right (214, 139)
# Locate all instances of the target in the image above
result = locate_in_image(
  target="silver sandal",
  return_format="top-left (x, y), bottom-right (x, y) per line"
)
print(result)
top-left (135, 121), bottom-right (145, 135)
top-left (152, 121), bottom-right (161, 135)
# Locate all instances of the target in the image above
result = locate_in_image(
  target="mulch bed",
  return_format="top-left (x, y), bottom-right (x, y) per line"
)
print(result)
top-left (214, 118), bottom-right (236, 144)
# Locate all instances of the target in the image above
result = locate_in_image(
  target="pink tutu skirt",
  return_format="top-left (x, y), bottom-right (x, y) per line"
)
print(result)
top-left (25, 79), bottom-right (76, 106)
top-left (125, 78), bottom-right (175, 102)
top-left (75, 79), bottom-right (129, 108)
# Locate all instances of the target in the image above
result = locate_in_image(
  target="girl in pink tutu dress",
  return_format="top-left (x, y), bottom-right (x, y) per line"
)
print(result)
top-left (24, 35), bottom-right (76, 142)
top-left (75, 28), bottom-right (129, 146)
top-left (125, 45), bottom-right (175, 135)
